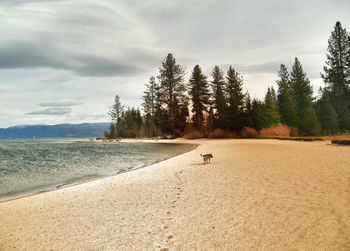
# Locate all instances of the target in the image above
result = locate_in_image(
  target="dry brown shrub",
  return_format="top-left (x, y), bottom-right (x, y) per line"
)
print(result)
top-left (208, 129), bottom-right (239, 138)
top-left (259, 124), bottom-right (291, 137)
top-left (208, 128), bottom-right (226, 138)
top-left (183, 130), bottom-right (205, 139)
top-left (240, 127), bottom-right (259, 138)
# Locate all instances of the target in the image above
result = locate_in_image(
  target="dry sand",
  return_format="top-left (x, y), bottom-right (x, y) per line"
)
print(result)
top-left (0, 139), bottom-right (350, 250)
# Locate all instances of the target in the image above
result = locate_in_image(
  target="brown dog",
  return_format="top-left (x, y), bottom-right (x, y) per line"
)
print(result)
top-left (200, 153), bottom-right (213, 165)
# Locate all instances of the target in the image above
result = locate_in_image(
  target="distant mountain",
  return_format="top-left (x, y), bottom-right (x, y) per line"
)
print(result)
top-left (0, 122), bottom-right (110, 139)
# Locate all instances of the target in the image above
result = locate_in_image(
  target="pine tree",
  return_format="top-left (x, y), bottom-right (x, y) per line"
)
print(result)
top-left (244, 92), bottom-right (252, 113)
top-left (322, 21), bottom-right (350, 131)
top-left (244, 91), bottom-right (253, 127)
top-left (117, 108), bottom-right (144, 138)
top-left (109, 123), bottom-right (117, 138)
top-left (251, 99), bottom-right (264, 130)
top-left (225, 66), bottom-right (245, 131)
top-left (206, 106), bottom-right (214, 133)
top-left (108, 95), bottom-right (124, 137)
top-left (108, 95), bottom-right (124, 123)
top-left (188, 65), bottom-right (210, 131)
top-left (261, 87), bottom-right (280, 128)
top-left (290, 58), bottom-right (317, 135)
top-left (158, 53), bottom-right (187, 136)
top-left (316, 89), bottom-right (339, 135)
top-left (174, 99), bottom-right (189, 136)
top-left (276, 64), bottom-right (298, 127)
top-left (142, 76), bottom-right (158, 137)
top-left (210, 65), bottom-right (227, 129)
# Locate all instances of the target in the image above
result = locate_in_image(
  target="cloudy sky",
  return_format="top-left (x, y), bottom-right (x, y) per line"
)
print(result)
top-left (0, 0), bottom-right (349, 128)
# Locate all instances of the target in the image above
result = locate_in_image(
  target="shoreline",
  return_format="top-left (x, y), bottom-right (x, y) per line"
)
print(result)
top-left (0, 139), bottom-right (198, 204)
top-left (1, 139), bottom-right (350, 250)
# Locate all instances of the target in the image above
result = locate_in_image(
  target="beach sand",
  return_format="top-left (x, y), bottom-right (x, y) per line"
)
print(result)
top-left (0, 139), bottom-right (350, 250)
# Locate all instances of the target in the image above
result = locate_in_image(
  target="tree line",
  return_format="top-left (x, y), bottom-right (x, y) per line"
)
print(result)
top-left (106, 21), bottom-right (350, 138)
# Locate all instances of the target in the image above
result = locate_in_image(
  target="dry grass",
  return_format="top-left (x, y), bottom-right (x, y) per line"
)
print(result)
top-left (259, 124), bottom-right (291, 137)
top-left (320, 133), bottom-right (350, 140)
top-left (182, 124), bottom-right (348, 141)
top-left (262, 136), bottom-right (323, 141)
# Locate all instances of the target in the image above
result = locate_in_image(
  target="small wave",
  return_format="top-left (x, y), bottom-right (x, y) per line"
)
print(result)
top-left (0, 141), bottom-right (196, 202)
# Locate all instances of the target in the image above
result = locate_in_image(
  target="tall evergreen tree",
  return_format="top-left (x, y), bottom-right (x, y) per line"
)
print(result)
top-left (108, 95), bottom-right (124, 123)
top-left (206, 106), bottom-right (214, 133)
top-left (261, 87), bottom-right (280, 128)
top-left (142, 76), bottom-right (158, 137)
top-left (244, 92), bottom-right (252, 113)
top-left (244, 91), bottom-right (253, 127)
top-left (173, 99), bottom-right (189, 136)
top-left (316, 89), bottom-right (339, 135)
top-left (188, 65), bottom-right (210, 130)
top-left (118, 108), bottom-right (143, 138)
top-left (158, 53), bottom-right (187, 136)
top-left (108, 123), bottom-right (117, 138)
top-left (210, 65), bottom-right (227, 129)
top-left (290, 57), bottom-right (317, 135)
top-left (322, 21), bottom-right (350, 131)
top-left (276, 64), bottom-right (298, 127)
top-left (108, 95), bottom-right (124, 137)
top-left (225, 66), bottom-right (246, 131)
top-left (251, 99), bottom-right (264, 130)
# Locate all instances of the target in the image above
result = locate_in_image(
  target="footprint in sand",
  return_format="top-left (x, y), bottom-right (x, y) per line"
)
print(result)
top-left (157, 246), bottom-right (169, 251)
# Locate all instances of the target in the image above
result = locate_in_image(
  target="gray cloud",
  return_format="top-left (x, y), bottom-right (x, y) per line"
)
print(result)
top-left (0, 1), bottom-right (160, 77)
top-left (0, 41), bottom-right (152, 77)
top-left (27, 107), bottom-right (71, 115)
top-left (0, 0), bottom-right (59, 6)
top-left (0, 0), bottom-right (350, 128)
top-left (0, 41), bottom-right (63, 69)
top-left (229, 61), bottom-right (281, 74)
top-left (72, 54), bottom-right (142, 77)
top-left (39, 97), bottom-right (83, 107)
top-left (39, 102), bottom-right (82, 107)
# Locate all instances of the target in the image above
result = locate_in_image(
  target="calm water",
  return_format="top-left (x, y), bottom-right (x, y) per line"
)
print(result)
top-left (0, 139), bottom-right (195, 202)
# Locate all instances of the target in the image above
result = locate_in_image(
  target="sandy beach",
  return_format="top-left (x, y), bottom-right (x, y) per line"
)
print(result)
top-left (0, 139), bottom-right (350, 250)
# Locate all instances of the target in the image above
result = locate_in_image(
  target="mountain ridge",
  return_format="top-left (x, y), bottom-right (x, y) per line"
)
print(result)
top-left (0, 122), bottom-right (110, 139)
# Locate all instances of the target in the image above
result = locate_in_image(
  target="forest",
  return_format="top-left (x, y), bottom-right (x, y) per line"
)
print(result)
top-left (105, 21), bottom-right (350, 139)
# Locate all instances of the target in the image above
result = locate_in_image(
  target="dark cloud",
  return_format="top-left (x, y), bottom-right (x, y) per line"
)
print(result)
top-left (0, 1), bottom-right (161, 77)
top-left (72, 54), bottom-right (143, 77)
top-left (27, 107), bottom-right (71, 115)
top-left (0, 41), bottom-right (153, 77)
top-left (0, 42), bottom-right (64, 69)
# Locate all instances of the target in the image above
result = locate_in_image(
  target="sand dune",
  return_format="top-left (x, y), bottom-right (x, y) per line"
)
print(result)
top-left (1, 139), bottom-right (350, 250)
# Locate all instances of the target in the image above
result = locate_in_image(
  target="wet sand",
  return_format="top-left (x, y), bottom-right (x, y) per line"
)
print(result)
top-left (0, 139), bottom-right (349, 250)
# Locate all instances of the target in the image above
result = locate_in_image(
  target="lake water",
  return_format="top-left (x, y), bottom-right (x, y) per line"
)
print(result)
top-left (0, 139), bottom-right (196, 202)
